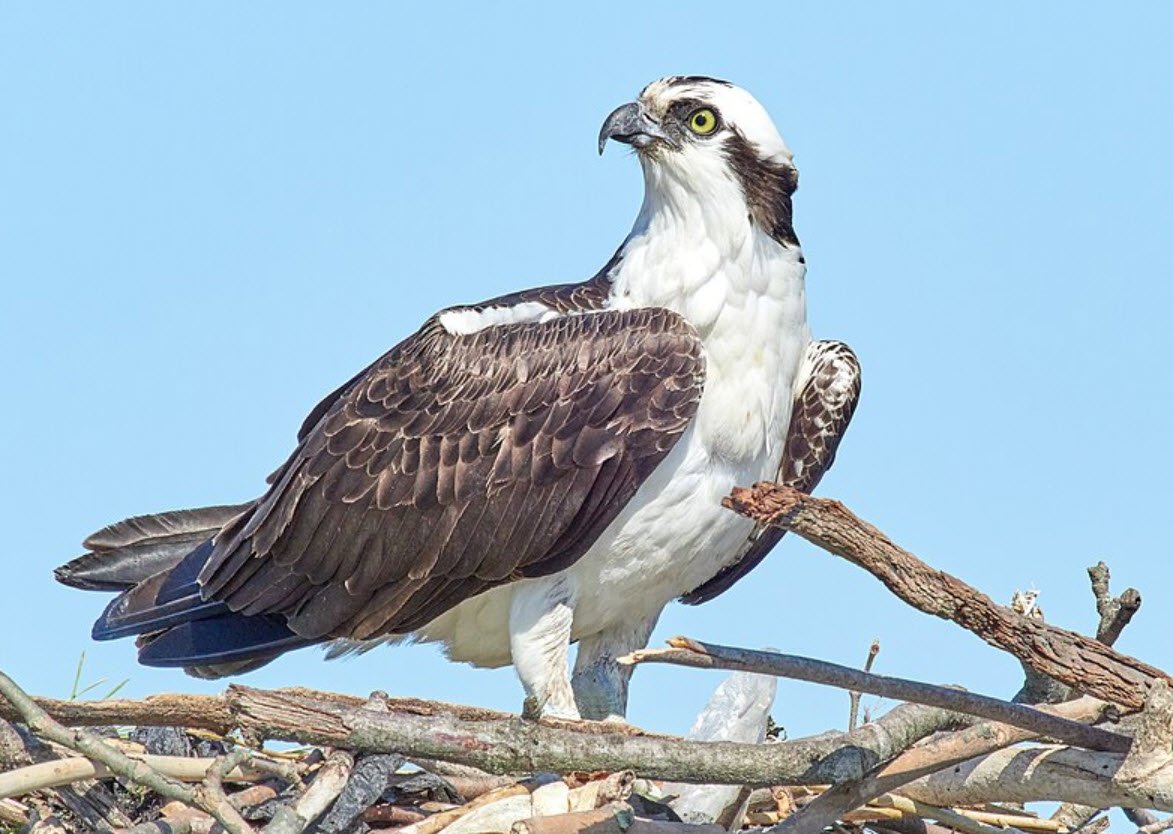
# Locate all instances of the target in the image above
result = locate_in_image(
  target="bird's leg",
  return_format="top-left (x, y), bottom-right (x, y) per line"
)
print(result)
top-left (571, 612), bottom-right (660, 721)
top-left (509, 577), bottom-right (579, 720)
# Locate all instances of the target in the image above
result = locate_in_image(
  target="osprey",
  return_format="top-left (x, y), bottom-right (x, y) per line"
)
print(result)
top-left (56, 76), bottom-right (860, 721)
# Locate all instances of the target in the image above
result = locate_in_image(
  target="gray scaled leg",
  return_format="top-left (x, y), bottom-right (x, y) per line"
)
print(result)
top-left (571, 611), bottom-right (660, 721)
top-left (509, 576), bottom-right (579, 719)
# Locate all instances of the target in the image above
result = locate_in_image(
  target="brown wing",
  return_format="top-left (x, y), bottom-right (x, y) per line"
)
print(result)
top-left (199, 307), bottom-right (705, 640)
top-left (680, 339), bottom-right (860, 605)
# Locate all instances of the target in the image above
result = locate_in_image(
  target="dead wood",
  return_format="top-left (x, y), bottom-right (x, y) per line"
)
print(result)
top-left (4, 490), bottom-right (1171, 831)
top-left (623, 639), bottom-right (1127, 753)
top-left (722, 483), bottom-right (1168, 709)
top-left (513, 802), bottom-right (725, 834)
top-left (762, 695), bottom-right (1108, 834)
top-left (1045, 562), bottom-right (1144, 829)
top-left (847, 640), bottom-right (880, 732)
top-left (1, 681), bottom-right (966, 787)
top-left (1089, 561), bottom-right (1142, 646)
top-left (0, 670), bottom-right (256, 834)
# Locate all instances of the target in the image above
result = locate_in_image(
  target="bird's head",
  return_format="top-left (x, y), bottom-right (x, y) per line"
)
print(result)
top-left (599, 76), bottom-right (799, 247)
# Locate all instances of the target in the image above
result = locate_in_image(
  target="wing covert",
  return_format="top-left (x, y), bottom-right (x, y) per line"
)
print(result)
top-left (199, 307), bottom-right (706, 641)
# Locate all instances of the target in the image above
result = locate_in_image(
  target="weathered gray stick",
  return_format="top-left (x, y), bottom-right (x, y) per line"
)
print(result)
top-left (623, 638), bottom-right (1129, 753)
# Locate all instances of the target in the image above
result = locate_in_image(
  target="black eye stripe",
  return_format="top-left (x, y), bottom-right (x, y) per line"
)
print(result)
top-left (667, 98), bottom-right (714, 122)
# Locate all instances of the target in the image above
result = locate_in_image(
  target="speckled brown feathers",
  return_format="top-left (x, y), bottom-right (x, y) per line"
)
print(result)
top-left (779, 341), bottom-right (862, 489)
top-left (198, 306), bottom-right (706, 641)
top-left (680, 340), bottom-right (859, 605)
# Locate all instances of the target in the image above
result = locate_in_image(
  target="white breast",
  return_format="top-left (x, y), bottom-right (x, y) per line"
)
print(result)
top-left (414, 221), bottom-right (809, 668)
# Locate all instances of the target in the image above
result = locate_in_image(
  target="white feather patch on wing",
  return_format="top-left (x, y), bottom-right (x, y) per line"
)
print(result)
top-left (439, 301), bottom-right (559, 335)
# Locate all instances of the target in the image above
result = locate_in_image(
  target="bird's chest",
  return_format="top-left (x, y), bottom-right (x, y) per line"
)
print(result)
top-left (693, 286), bottom-right (808, 464)
top-left (625, 256), bottom-right (809, 464)
top-left (570, 263), bottom-right (810, 626)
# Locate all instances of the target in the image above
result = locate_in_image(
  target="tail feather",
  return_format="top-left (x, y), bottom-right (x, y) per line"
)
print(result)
top-left (91, 540), bottom-right (229, 640)
top-left (137, 613), bottom-right (309, 669)
top-left (57, 504), bottom-right (250, 591)
top-left (59, 503), bottom-right (317, 678)
top-left (82, 504), bottom-right (250, 551)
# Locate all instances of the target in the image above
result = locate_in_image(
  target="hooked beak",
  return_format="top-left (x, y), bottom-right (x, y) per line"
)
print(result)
top-left (597, 102), bottom-right (674, 155)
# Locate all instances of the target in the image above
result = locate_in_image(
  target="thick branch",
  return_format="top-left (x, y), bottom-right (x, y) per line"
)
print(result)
top-left (1, 679), bottom-right (958, 788)
top-left (902, 744), bottom-right (1173, 811)
top-left (230, 685), bottom-right (953, 786)
top-left (623, 639), bottom-right (1129, 753)
top-left (723, 484), bottom-right (1168, 709)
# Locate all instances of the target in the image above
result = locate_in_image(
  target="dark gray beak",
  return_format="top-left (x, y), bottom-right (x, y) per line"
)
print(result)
top-left (598, 102), bottom-right (673, 154)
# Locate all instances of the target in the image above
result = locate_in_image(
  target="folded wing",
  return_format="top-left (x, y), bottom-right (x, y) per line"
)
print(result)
top-left (90, 306), bottom-right (705, 670)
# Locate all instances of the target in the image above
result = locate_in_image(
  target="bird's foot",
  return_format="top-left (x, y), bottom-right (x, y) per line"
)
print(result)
top-left (521, 694), bottom-right (581, 722)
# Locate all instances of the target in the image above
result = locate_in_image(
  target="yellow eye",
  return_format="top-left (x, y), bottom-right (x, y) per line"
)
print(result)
top-left (688, 108), bottom-right (718, 135)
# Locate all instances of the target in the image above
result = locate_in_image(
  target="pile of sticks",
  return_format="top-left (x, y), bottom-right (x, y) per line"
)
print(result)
top-left (1, 484), bottom-right (1169, 834)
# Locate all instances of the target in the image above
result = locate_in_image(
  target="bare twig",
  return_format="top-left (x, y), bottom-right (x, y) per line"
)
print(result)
top-left (394, 778), bottom-right (546, 834)
top-left (1139, 814), bottom-right (1173, 834)
top-left (446, 774), bottom-right (522, 798)
top-left (848, 640), bottom-right (880, 732)
top-left (363, 804), bottom-right (429, 824)
top-left (263, 749), bottom-right (354, 834)
top-left (1, 717), bottom-right (136, 830)
top-left (0, 797), bottom-right (29, 826)
top-left (1088, 561), bottom-right (1142, 648)
top-left (0, 753), bottom-right (289, 799)
top-left (722, 483), bottom-right (1168, 709)
top-left (193, 748), bottom-right (256, 834)
top-left (623, 638), bottom-right (1129, 753)
top-left (870, 793), bottom-right (1019, 834)
top-left (901, 687), bottom-right (1173, 814)
top-left (0, 670), bottom-right (255, 834)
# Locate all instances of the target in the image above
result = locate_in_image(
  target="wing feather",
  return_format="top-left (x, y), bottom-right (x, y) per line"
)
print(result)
top-left (680, 340), bottom-right (861, 605)
top-left (197, 307), bottom-right (704, 642)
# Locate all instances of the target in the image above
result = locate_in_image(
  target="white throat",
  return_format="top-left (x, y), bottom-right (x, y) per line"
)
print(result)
top-left (611, 152), bottom-right (803, 325)
top-left (609, 160), bottom-right (810, 463)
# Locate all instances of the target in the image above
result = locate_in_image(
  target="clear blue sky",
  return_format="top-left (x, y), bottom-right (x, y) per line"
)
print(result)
top-left (2, 3), bottom-right (1171, 741)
